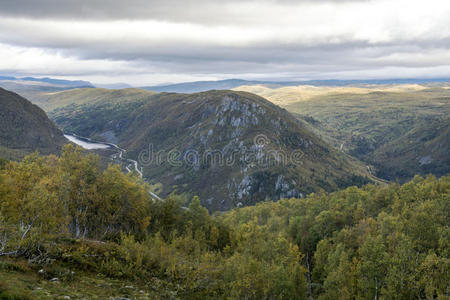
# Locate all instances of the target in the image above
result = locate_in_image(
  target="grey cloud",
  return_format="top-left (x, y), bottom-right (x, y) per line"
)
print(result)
top-left (0, 0), bottom-right (448, 83)
top-left (0, 0), bottom-right (266, 21)
top-left (1, 27), bottom-right (447, 78)
top-left (0, 0), bottom-right (369, 23)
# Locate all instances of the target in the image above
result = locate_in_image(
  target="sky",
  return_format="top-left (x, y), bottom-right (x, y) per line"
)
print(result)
top-left (0, 0), bottom-right (449, 86)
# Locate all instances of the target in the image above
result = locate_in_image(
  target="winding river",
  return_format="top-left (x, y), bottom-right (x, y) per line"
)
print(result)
top-left (64, 134), bottom-right (143, 176)
top-left (64, 134), bottom-right (161, 200)
top-left (64, 135), bottom-right (191, 208)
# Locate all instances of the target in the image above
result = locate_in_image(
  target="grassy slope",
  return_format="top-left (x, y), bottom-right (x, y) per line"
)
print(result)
top-left (235, 84), bottom-right (450, 182)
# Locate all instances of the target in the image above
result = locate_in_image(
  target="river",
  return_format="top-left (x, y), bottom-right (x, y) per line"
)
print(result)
top-left (64, 134), bottom-right (162, 200)
top-left (64, 134), bottom-right (111, 150)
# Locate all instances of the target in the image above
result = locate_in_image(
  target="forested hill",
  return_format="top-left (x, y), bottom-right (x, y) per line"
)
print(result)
top-left (0, 88), bottom-right (67, 159)
top-left (0, 147), bottom-right (448, 299)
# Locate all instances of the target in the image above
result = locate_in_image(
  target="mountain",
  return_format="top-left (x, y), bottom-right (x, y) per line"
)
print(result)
top-left (46, 89), bottom-right (372, 211)
top-left (141, 78), bottom-right (450, 93)
top-left (241, 84), bottom-right (450, 182)
top-left (0, 88), bottom-right (67, 159)
top-left (0, 76), bottom-right (93, 88)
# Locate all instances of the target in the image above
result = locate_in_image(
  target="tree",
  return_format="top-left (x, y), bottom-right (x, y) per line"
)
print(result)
top-left (357, 235), bottom-right (388, 300)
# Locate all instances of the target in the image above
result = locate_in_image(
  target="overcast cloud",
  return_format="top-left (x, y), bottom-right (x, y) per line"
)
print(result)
top-left (0, 0), bottom-right (449, 85)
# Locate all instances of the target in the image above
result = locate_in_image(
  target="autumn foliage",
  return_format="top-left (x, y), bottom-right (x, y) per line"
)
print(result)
top-left (0, 145), bottom-right (448, 299)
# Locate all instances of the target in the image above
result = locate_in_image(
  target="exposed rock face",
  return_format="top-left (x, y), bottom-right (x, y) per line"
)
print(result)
top-left (419, 155), bottom-right (432, 166)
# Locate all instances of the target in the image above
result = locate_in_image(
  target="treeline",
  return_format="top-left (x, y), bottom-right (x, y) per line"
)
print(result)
top-left (0, 145), bottom-right (448, 299)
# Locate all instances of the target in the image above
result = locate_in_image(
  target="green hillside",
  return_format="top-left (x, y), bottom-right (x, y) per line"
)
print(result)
top-left (0, 88), bottom-right (67, 159)
top-left (44, 89), bottom-right (373, 210)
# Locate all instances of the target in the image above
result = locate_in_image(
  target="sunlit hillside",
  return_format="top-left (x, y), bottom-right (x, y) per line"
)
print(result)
top-left (234, 84), bottom-right (431, 106)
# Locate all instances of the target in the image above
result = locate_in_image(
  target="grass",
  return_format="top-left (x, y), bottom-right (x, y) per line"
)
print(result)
top-left (0, 257), bottom-right (171, 299)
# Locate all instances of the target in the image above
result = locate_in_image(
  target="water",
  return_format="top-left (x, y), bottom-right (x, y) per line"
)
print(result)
top-left (64, 134), bottom-right (111, 150)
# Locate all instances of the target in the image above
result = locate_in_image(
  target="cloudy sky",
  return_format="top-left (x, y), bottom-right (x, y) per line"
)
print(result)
top-left (0, 0), bottom-right (449, 85)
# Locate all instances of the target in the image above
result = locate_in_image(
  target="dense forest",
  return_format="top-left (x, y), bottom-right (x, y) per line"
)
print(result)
top-left (0, 145), bottom-right (448, 299)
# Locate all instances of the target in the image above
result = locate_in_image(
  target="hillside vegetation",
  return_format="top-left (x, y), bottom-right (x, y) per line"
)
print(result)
top-left (0, 88), bottom-right (67, 159)
top-left (0, 147), bottom-right (448, 299)
top-left (236, 84), bottom-right (450, 182)
top-left (43, 89), bottom-right (372, 210)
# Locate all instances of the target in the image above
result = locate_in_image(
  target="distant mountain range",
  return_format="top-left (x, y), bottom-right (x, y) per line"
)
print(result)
top-left (0, 76), bottom-right (94, 88)
top-left (141, 78), bottom-right (450, 93)
top-left (0, 76), bottom-right (95, 103)
top-left (2, 75), bottom-right (450, 96)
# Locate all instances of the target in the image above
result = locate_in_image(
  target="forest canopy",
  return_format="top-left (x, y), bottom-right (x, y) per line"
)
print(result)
top-left (0, 145), bottom-right (448, 299)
